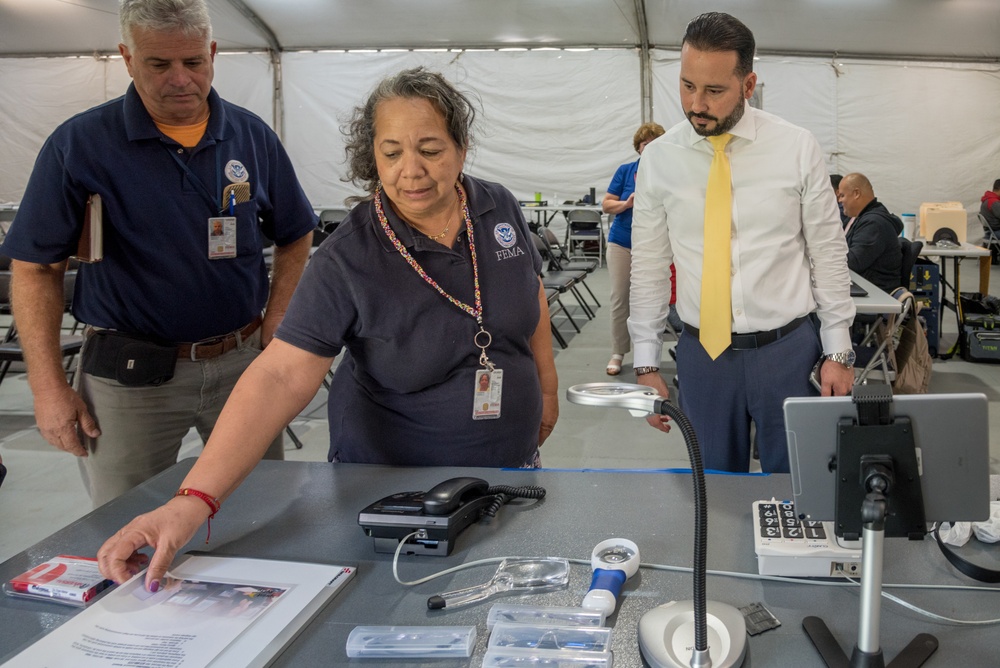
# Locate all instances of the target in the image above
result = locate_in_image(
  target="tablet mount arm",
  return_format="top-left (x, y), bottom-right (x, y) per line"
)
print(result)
top-left (803, 384), bottom-right (938, 668)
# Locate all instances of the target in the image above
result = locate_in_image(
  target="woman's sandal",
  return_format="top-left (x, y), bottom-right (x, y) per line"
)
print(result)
top-left (606, 355), bottom-right (623, 376)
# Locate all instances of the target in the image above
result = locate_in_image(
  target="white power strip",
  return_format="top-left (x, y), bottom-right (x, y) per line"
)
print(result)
top-left (753, 500), bottom-right (863, 578)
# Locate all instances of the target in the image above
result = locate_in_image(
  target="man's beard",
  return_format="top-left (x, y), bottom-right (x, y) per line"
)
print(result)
top-left (687, 101), bottom-right (745, 137)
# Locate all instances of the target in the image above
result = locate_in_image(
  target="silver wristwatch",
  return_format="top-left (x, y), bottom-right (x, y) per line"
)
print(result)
top-left (824, 350), bottom-right (856, 368)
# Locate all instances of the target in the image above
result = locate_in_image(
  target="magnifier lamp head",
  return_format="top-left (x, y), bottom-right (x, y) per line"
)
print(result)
top-left (567, 383), bottom-right (663, 417)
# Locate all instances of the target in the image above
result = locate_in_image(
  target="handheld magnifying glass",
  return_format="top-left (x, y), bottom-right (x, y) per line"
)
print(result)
top-left (581, 538), bottom-right (640, 616)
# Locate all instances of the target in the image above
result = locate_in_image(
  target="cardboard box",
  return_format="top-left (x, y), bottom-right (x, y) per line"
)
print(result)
top-left (919, 201), bottom-right (967, 244)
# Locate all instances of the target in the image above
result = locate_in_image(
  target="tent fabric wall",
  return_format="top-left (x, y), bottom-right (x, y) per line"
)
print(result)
top-left (0, 53), bottom-right (273, 203)
top-left (651, 49), bottom-right (1000, 218)
top-left (282, 49), bottom-right (641, 208)
top-left (0, 58), bottom-right (108, 203)
top-left (2, 49), bottom-right (999, 223)
top-left (835, 59), bottom-right (1000, 216)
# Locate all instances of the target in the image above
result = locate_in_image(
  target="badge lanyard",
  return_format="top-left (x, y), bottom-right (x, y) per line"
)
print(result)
top-left (374, 184), bottom-right (496, 372)
top-left (164, 144), bottom-right (224, 215)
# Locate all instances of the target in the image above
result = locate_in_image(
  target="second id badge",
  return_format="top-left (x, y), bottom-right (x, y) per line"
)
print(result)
top-left (208, 217), bottom-right (237, 259)
top-left (472, 369), bottom-right (503, 420)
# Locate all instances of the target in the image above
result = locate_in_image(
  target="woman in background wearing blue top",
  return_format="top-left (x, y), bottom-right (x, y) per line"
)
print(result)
top-left (602, 123), bottom-right (671, 375)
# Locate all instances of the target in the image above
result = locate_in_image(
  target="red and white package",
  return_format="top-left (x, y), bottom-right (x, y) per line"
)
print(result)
top-left (5, 555), bottom-right (113, 606)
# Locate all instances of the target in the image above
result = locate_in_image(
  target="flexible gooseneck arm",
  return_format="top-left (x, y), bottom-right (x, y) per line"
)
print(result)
top-left (655, 399), bottom-right (709, 660)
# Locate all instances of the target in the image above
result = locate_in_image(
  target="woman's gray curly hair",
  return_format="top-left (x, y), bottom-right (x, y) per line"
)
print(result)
top-left (343, 67), bottom-right (476, 200)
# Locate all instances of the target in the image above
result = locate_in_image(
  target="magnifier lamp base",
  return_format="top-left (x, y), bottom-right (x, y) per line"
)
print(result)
top-left (638, 600), bottom-right (749, 668)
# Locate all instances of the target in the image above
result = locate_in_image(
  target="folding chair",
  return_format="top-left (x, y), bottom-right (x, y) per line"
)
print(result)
top-left (0, 324), bottom-right (83, 387)
top-left (542, 227), bottom-right (598, 274)
top-left (565, 209), bottom-right (605, 267)
top-left (531, 234), bottom-right (595, 320)
top-left (539, 229), bottom-right (601, 308)
top-left (978, 212), bottom-right (1000, 264)
top-left (545, 287), bottom-right (580, 349)
top-left (854, 288), bottom-right (914, 385)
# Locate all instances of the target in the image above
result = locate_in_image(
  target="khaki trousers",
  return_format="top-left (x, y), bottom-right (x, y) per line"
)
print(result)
top-left (76, 328), bottom-right (283, 507)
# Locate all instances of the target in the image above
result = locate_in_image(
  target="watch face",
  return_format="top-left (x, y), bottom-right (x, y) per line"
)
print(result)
top-left (846, 350), bottom-right (857, 365)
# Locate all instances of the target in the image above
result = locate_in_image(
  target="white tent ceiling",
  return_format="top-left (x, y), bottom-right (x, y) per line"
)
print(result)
top-left (2, 0), bottom-right (1000, 60)
top-left (1, 1), bottom-right (999, 223)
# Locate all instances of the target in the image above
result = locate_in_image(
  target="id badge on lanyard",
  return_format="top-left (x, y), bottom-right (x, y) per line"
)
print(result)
top-left (166, 146), bottom-right (248, 260)
top-left (472, 368), bottom-right (503, 419)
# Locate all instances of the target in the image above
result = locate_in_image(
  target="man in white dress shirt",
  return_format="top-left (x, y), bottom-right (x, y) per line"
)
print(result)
top-left (628, 12), bottom-right (856, 473)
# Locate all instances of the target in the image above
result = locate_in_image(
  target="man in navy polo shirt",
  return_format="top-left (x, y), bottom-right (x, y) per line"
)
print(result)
top-left (1, 0), bottom-right (315, 506)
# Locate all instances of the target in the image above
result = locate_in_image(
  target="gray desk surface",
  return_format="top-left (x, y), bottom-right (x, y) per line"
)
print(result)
top-left (2, 461), bottom-right (998, 666)
top-left (851, 271), bottom-right (901, 315)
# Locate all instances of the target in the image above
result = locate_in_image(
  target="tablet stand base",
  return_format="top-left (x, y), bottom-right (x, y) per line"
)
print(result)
top-left (803, 617), bottom-right (937, 668)
top-left (802, 492), bottom-right (938, 668)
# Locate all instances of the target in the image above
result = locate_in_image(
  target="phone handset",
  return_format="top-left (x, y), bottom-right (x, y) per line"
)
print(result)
top-left (421, 477), bottom-right (490, 515)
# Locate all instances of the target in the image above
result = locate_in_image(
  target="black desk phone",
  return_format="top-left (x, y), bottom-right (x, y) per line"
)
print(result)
top-left (358, 477), bottom-right (494, 556)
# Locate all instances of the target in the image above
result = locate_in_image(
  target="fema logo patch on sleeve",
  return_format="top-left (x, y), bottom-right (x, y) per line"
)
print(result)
top-left (494, 223), bottom-right (517, 248)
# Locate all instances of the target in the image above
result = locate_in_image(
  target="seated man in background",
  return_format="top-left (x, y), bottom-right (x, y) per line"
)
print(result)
top-left (981, 179), bottom-right (1000, 232)
top-left (838, 173), bottom-right (902, 294)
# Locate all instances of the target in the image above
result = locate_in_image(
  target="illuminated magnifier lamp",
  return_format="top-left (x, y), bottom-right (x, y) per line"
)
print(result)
top-left (566, 383), bottom-right (748, 668)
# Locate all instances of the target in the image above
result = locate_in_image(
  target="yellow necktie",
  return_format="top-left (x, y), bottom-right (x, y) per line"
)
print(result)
top-left (699, 133), bottom-right (734, 360)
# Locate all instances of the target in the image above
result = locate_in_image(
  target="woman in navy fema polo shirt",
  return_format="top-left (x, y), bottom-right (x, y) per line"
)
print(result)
top-left (97, 67), bottom-right (560, 587)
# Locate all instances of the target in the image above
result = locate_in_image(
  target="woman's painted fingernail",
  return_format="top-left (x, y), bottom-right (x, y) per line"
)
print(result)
top-left (148, 580), bottom-right (160, 593)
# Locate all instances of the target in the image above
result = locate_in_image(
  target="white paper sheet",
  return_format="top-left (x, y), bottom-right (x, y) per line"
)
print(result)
top-left (4, 555), bottom-right (356, 668)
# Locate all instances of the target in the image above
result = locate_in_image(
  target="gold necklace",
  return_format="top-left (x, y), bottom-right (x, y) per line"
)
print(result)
top-left (419, 198), bottom-right (460, 240)
top-left (424, 220), bottom-right (450, 240)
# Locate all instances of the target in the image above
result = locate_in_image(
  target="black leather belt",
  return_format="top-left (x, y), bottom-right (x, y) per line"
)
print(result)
top-left (683, 315), bottom-right (810, 351)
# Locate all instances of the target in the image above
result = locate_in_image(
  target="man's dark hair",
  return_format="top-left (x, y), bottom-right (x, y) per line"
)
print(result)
top-left (993, 178), bottom-right (1000, 191)
top-left (830, 174), bottom-right (843, 191)
top-left (682, 12), bottom-right (756, 79)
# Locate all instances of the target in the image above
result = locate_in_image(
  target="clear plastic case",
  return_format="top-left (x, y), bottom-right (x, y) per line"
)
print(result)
top-left (482, 646), bottom-right (614, 667)
top-left (345, 625), bottom-right (476, 658)
top-left (487, 604), bottom-right (606, 630)
top-left (488, 622), bottom-right (613, 653)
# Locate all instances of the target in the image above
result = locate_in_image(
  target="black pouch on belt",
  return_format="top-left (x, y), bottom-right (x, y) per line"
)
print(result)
top-left (81, 330), bottom-right (177, 386)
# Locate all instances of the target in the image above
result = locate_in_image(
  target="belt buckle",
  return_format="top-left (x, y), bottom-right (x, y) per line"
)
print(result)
top-left (188, 336), bottom-right (223, 361)
top-left (731, 333), bottom-right (758, 350)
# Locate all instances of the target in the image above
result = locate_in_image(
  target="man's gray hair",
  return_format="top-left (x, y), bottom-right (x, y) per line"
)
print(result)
top-left (119, 0), bottom-right (213, 48)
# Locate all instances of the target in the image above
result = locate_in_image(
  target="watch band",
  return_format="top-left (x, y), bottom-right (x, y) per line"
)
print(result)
top-left (634, 366), bottom-right (660, 376)
top-left (825, 350), bottom-right (855, 367)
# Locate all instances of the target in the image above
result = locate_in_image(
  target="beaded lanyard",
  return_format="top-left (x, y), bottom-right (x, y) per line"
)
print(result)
top-left (374, 184), bottom-right (495, 371)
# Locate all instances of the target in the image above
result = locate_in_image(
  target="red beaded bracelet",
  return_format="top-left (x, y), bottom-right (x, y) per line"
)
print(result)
top-left (175, 488), bottom-right (221, 543)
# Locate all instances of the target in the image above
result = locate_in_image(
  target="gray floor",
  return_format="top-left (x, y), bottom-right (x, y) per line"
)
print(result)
top-left (2, 256), bottom-right (1000, 563)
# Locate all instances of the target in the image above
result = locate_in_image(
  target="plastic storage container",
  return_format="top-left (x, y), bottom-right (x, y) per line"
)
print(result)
top-left (345, 625), bottom-right (476, 658)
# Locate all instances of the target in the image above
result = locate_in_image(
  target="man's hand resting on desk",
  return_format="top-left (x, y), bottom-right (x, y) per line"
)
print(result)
top-left (820, 359), bottom-right (854, 397)
top-left (637, 372), bottom-right (672, 433)
top-left (97, 496), bottom-right (212, 590)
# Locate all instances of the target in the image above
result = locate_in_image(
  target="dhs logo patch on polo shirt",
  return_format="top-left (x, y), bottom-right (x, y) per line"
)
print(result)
top-left (494, 222), bottom-right (524, 261)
